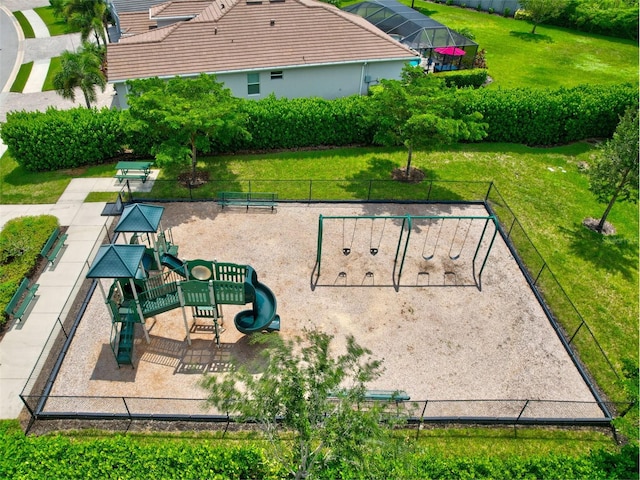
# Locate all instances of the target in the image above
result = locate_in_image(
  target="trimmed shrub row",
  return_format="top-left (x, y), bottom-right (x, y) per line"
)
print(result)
top-left (0, 420), bottom-right (637, 480)
top-left (1, 83), bottom-right (637, 171)
top-left (237, 94), bottom-right (374, 151)
top-left (0, 107), bottom-right (125, 172)
top-left (0, 215), bottom-right (59, 326)
top-left (460, 83), bottom-right (638, 145)
top-left (439, 68), bottom-right (488, 89)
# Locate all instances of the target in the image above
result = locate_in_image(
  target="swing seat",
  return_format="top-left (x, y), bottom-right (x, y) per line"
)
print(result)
top-left (370, 248), bottom-right (378, 255)
top-left (343, 248), bottom-right (351, 256)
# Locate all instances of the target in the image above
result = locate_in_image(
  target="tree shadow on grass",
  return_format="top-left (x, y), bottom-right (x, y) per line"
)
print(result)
top-left (559, 222), bottom-right (638, 281)
top-left (341, 156), bottom-right (441, 203)
top-left (509, 31), bottom-right (554, 43)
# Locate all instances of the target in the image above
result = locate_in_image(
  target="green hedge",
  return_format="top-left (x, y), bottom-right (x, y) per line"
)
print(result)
top-left (0, 215), bottom-right (59, 325)
top-left (460, 83), bottom-right (638, 145)
top-left (234, 94), bottom-right (374, 151)
top-left (0, 107), bottom-right (125, 172)
top-left (2, 83), bottom-right (637, 170)
top-left (551, 0), bottom-right (639, 41)
top-left (0, 424), bottom-right (282, 479)
top-left (0, 420), bottom-right (637, 479)
top-left (439, 68), bottom-right (488, 89)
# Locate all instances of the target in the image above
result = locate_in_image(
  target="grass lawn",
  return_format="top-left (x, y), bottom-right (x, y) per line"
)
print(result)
top-left (146, 143), bottom-right (638, 405)
top-left (34, 6), bottom-right (81, 36)
top-left (9, 62), bottom-right (33, 93)
top-left (343, 0), bottom-right (639, 90)
top-left (0, 152), bottom-right (113, 204)
top-left (13, 11), bottom-right (34, 39)
top-left (42, 56), bottom-right (61, 92)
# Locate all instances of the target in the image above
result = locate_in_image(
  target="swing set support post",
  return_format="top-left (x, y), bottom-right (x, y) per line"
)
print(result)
top-left (472, 216), bottom-right (499, 289)
top-left (394, 215), bottom-right (412, 285)
top-left (316, 215), bottom-right (324, 277)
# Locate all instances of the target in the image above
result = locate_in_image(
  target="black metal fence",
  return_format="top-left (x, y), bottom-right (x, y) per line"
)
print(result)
top-left (22, 394), bottom-right (622, 428)
top-left (19, 179), bottom-right (630, 430)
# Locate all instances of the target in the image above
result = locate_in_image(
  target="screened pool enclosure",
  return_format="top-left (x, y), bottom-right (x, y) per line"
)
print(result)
top-left (344, 0), bottom-right (478, 69)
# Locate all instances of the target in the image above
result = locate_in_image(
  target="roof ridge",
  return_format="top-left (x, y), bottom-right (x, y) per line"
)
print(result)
top-left (149, 1), bottom-right (172, 17)
top-left (296, 0), bottom-right (414, 54)
top-left (192, 0), bottom-right (238, 22)
top-left (118, 21), bottom-right (180, 44)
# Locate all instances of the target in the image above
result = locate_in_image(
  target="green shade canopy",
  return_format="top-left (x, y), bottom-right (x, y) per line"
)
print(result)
top-left (86, 244), bottom-right (146, 278)
top-left (114, 203), bottom-right (165, 233)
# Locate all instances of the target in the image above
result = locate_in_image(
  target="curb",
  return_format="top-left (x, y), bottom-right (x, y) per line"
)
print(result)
top-left (0, 5), bottom-right (25, 94)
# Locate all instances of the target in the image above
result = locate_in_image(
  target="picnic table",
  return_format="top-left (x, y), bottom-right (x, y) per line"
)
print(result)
top-left (114, 161), bottom-right (153, 183)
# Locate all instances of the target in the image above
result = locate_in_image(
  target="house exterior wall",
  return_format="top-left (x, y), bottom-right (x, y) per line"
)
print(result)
top-left (112, 59), bottom-right (410, 108)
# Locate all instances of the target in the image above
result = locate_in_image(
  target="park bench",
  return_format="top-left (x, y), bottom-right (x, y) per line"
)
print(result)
top-left (4, 278), bottom-right (39, 323)
top-left (217, 192), bottom-right (278, 211)
top-left (114, 161), bottom-right (153, 183)
top-left (364, 390), bottom-right (410, 402)
top-left (40, 227), bottom-right (67, 266)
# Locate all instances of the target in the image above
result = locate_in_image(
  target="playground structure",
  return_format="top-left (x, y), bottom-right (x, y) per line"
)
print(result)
top-left (87, 204), bottom-right (280, 367)
top-left (315, 214), bottom-right (499, 289)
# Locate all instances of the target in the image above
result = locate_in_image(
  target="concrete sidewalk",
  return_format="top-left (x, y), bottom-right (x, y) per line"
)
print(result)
top-left (0, 175), bottom-right (157, 418)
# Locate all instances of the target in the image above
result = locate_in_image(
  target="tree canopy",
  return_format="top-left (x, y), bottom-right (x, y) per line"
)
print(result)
top-left (124, 74), bottom-right (250, 184)
top-left (518, 0), bottom-right (569, 34)
top-left (201, 330), bottom-right (402, 479)
top-left (587, 108), bottom-right (639, 233)
top-left (368, 66), bottom-right (487, 179)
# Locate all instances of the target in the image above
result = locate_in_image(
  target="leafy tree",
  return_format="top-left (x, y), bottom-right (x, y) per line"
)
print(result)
top-left (518, 0), bottom-right (569, 34)
top-left (53, 42), bottom-right (106, 108)
top-left (587, 108), bottom-right (639, 233)
top-left (368, 66), bottom-right (487, 179)
top-left (124, 74), bottom-right (250, 185)
top-left (202, 330), bottom-right (402, 479)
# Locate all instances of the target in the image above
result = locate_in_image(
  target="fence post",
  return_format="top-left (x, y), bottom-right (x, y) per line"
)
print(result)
top-left (367, 180), bottom-right (372, 201)
top-left (485, 181), bottom-right (493, 202)
top-left (568, 321), bottom-right (584, 344)
top-left (533, 262), bottom-right (546, 286)
top-left (507, 217), bottom-right (517, 239)
top-left (415, 400), bottom-right (428, 440)
top-left (57, 317), bottom-right (68, 338)
top-left (426, 180), bottom-right (433, 201)
top-left (515, 399), bottom-right (529, 424)
top-left (123, 397), bottom-right (132, 420)
top-left (309, 180), bottom-right (312, 202)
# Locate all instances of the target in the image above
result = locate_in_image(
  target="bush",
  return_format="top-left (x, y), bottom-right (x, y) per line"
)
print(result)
top-left (0, 107), bottom-right (125, 172)
top-left (460, 83), bottom-right (638, 145)
top-left (439, 69), bottom-right (488, 89)
top-left (0, 215), bottom-right (59, 325)
top-left (504, 7), bottom-right (511, 17)
top-left (210, 94), bottom-right (375, 153)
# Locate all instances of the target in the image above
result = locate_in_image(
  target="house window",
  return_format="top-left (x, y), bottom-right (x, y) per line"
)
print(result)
top-left (270, 71), bottom-right (283, 80)
top-left (247, 73), bottom-right (260, 95)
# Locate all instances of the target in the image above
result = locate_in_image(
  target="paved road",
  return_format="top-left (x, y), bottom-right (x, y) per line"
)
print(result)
top-left (0, 7), bottom-right (20, 92)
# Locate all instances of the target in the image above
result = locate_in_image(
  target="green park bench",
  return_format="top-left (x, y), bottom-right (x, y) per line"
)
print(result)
top-left (363, 390), bottom-right (411, 402)
top-left (114, 161), bottom-right (153, 183)
top-left (4, 278), bottom-right (39, 323)
top-left (40, 227), bottom-right (67, 266)
top-left (217, 192), bottom-right (278, 211)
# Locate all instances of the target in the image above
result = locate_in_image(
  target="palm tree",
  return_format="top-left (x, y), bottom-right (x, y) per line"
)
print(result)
top-left (53, 43), bottom-right (107, 108)
top-left (63, 0), bottom-right (108, 46)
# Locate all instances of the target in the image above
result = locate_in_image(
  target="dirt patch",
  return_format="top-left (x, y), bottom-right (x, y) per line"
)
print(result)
top-left (582, 217), bottom-right (616, 235)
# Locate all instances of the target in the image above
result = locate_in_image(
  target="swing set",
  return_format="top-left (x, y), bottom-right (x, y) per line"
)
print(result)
top-left (316, 214), bottom-right (499, 289)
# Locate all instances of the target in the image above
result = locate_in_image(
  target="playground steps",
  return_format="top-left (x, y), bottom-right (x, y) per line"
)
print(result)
top-left (116, 321), bottom-right (135, 365)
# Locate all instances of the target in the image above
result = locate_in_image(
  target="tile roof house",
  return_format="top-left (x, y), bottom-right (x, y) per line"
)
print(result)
top-left (106, 0), bottom-right (419, 107)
